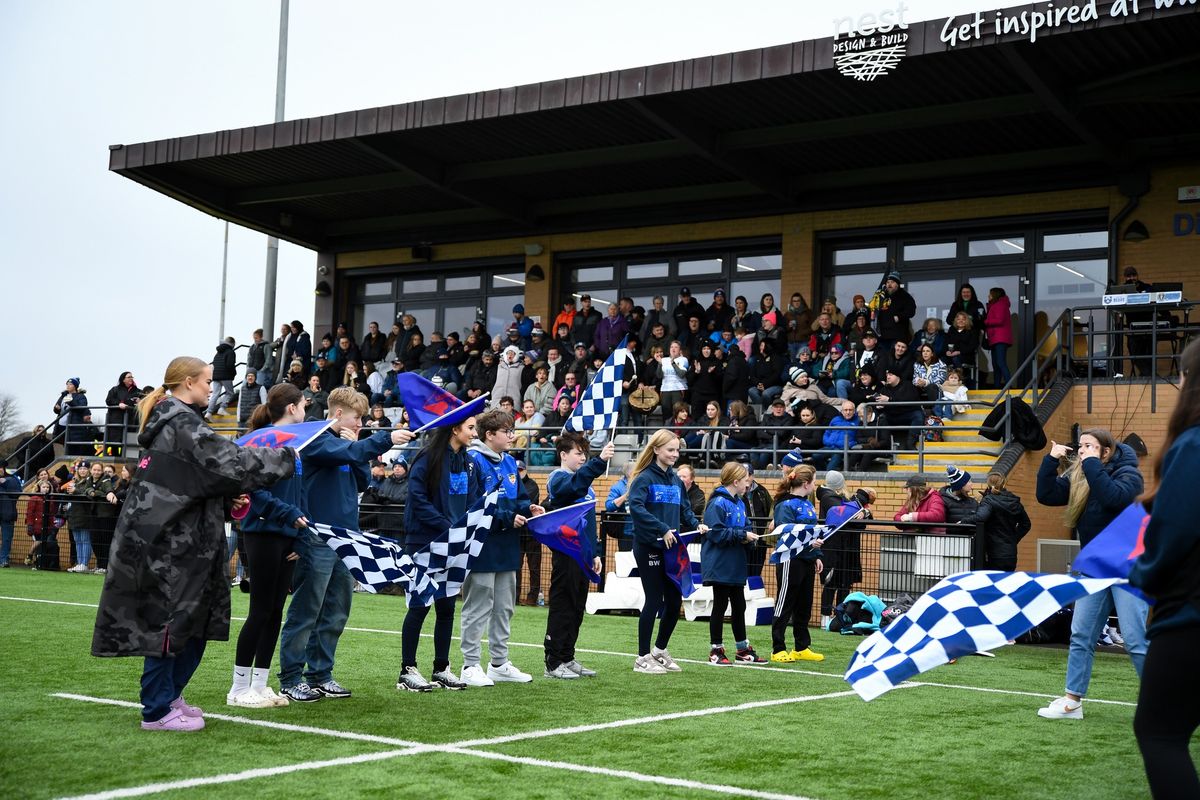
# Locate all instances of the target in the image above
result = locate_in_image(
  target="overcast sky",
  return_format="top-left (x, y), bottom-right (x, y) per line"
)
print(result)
top-left (1, 0), bottom-right (990, 431)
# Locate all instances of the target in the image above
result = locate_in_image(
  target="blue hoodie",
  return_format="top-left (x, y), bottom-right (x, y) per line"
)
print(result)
top-left (823, 413), bottom-right (861, 450)
top-left (1036, 442), bottom-right (1143, 546)
top-left (773, 494), bottom-right (823, 561)
top-left (628, 461), bottom-right (700, 549)
top-left (244, 450), bottom-right (307, 538)
top-left (301, 429), bottom-right (395, 529)
top-left (545, 457), bottom-right (606, 553)
top-left (701, 486), bottom-right (750, 586)
top-left (404, 444), bottom-right (480, 549)
top-left (468, 441), bottom-right (532, 573)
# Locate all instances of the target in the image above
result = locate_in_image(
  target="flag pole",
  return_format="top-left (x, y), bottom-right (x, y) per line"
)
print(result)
top-left (411, 393), bottom-right (490, 434)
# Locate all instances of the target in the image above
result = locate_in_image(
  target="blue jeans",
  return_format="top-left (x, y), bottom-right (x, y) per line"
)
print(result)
top-left (1065, 586), bottom-right (1148, 697)
top-left (0, 521), bottom-right (13, 564)
top-left (140, 637), bottom-right (207, 722)
top-left (72, 528), bottom-right (92, 567)
top-left (278, 530), bottom-right (354, 688)
top-left (820, 448), bottom-right (846, 471)
top-left (933, 401), bottom-right (952, 419)
top-left (990, 343), bottom-right (1011, 387)
top-left (748, 385), bottom-right (782, 406)
top-left (833, 379), bottom-right (852, 399)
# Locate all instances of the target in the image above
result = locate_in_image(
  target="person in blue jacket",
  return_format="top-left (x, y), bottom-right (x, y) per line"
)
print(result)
top-left (1130, 339), bottom-right (1200, 799)
top-left (460, 409), bottom-right (543, 687)
top-left (770, 464), bottom-right (826, 663)
top-left (1035, 428), bottom-right (1147, 720)
top-left (226, 384), bottom-right (311, 709)
top-left (701, 462), bottom-right (767, 665)
top-left (627, 429), bottom-right (708, 675)
top-left (397, 415), bottom-right (480, 692)
top-left (604, 461), bottom-right (635, 552)
top-left (278, 387), bottom-right (415, 704)
top-left (542, 432), bottom-right (615, 679)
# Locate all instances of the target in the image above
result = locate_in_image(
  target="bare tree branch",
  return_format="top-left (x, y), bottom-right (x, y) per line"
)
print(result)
top-left (0, 394), bottom-right (24, 442)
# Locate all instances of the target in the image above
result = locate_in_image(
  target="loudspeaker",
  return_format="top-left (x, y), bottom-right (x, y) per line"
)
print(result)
top-left (411, 244), bottom-right (433, 261)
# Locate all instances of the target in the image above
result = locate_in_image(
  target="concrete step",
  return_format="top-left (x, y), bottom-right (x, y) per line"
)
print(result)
top-left (919, 440), bottom-right (1003, 452)
top-left (887, 455), bottom-right (999, 472)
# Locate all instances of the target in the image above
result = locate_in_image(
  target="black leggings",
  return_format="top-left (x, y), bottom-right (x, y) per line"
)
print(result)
top-left (402, 596), bottom-right (455, 671)
top-left (1134, 625), bottom-right (1200, 800)
top-left (634, 544), bottom-right (681, 656)
top-left (709, 584), bottom-right (747, 646)
top-left (234, 532), bottom-right (296, 668)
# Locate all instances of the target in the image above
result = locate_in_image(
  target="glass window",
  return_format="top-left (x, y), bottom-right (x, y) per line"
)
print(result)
top-left (398, 307), bottom-right (436, 335)
top-left (355, 302), bottom-right (395, 339)
top-left (969, 237), bottom-right (1026, 257)
top-left (731, 279), bottom-right (782, 317)
top-left (442, 305), bottom-right (478, 340)
top-left (1035, 259), bottom-right (1109, 356)
top-left (735, 253), bottom-right (782, 272)
top-left (445, 275), bottom-right (481, 292)
top-left (832, 247), bottom-right (887, 266)
top-left (492, 272), bottom-right (525, 289)
top-left (358, 280), bottom-right (392, 297)
top-left (903, 242), bottom-right (956, 262)
top-left (826, 273), bottom-right (883, 318)
top-left (1043, 231), bottom-right (1108, 252)
top-left (677, 257), bottom-right (723, 276)
top-left (403, 278), bottom-right (438, 294)
top-left (903, 278), bottom-right (959, 330)
top-left (626, 261), bottom-right (668, 280)
top-left (486, 297), bottom-right (518, 340)
top-left (571, 266), bottom-right (614, 283)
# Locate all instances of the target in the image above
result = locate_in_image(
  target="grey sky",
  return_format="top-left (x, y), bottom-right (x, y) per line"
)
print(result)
top-left (1, 0), bottom-right (988, 431)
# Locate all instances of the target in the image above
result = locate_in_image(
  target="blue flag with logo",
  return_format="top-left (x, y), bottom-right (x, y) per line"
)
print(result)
top-left (526, 501), bottom-right (601, 583)
top-left (663, 531), bottom-right (701, 598)
top-left (396, 373), bottom-right (488, 432)
top-left (1072, 502), bottom-right (1152, 602)
top-left (235, 419), bottom-right (333, 451)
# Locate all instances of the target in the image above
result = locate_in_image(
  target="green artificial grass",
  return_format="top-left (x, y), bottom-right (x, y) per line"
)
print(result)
top-left (0, 569), bottom-right (1189, 800)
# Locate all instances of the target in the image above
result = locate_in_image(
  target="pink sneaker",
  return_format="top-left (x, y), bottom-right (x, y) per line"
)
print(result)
top-left (170, 696), bottom-right (204, 718)
top-left (141, 708), bottom-right (205, 732)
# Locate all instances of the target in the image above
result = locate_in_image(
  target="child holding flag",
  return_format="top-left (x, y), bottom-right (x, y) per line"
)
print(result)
top-left (770, 465), bottom-right (826, 663)
top-left (542, 431), bottom-right (614, 679)
top-left (627, 430), bottom-right (708, 674)
top-left (398, 415), bottom-right (480, 692)
top-left (701, 462), bottom-right (767, 665)
top-left (460, 409), bottom-right (544, 686)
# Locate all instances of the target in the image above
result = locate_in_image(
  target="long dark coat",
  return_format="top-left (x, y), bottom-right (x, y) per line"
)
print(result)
top-left (91, 397), bottom-right (295, 658)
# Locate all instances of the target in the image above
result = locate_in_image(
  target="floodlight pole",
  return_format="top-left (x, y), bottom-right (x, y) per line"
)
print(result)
top-left (261, 0), bottom-right (289, 337)
top-left (218, 221), bottom-right (230, 339)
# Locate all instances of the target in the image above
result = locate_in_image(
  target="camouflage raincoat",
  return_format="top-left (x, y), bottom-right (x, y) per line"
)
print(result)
top-left (91, 397), bottom-right (295, 658)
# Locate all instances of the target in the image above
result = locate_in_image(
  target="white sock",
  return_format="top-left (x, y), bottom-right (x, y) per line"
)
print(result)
top-left (651, 645), bottom-right (666, 656)
top-left (251, 667), bottom-right (269, 692)
top-left (231, 665), bottom-right (252, 693)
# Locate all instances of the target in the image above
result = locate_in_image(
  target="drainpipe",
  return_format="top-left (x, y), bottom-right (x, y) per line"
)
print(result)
top-left (1106, 170), bottom-right (1150, 375)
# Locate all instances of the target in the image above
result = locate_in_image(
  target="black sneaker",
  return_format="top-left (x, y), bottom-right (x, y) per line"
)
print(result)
top-left (280, 682), bottom-right (321, 703)
top-left (239, 579), bottom-right (251, 594)
top-left (430, 668), bottom-right (467, 690)
top-left (313, 679), bottom-right (351, 698)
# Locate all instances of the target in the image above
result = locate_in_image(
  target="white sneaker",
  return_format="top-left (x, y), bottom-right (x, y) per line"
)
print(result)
top-left (256, 686), bottom-right (290, 707)
top-left (1104, 625), bottom-right (1125, 646)
top-left (226, 689), bottom-right (274, 708)
top-left (67, 564), bottom-right (86, 573)
top-left (1037, 696), bottom-right (1083, 720)
top-left (633, 655), bottom-right (668, 674)
top-left (650, 646), bottom-right (682, 672)
top-left (543, 663), bottom-right (580, 680)
top-left (487, 661), bottom-right (533, 683)
top-left (460, 665), bottom-right (495, 687)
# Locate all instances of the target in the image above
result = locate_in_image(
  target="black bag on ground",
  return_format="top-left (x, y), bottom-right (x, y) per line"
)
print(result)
top-left (1016, 606), bottom-right (1073, 644)
top-left (37, 533), bottom-right (60, 571)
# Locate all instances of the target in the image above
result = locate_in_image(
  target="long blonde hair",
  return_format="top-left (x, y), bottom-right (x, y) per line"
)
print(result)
top-left (137, 356), bottom-right (208, 432)
top-left (718, 461), bottom-right (748, 487)
top-left (1062, 428), bottom-right (1118, 529)
top-left (630, 429), bottom-right (680, 485)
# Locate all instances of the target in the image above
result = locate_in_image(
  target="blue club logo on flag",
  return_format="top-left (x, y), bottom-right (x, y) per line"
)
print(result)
top-left (564, 336), bottom-right (628, 433)
top-left (526, 501), bottom-right (601, 583)
top-left (396, 373), bottom-right (488, 432)
top-left (663, 531), bottom-right (701, 598)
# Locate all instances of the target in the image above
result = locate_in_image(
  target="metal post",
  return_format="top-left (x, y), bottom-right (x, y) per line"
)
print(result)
top-left (261, 0), bottom-right (289, 337)
top-left (218, 221), bottom-right (229, 340)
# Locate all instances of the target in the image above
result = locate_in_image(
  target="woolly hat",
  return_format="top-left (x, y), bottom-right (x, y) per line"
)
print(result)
top-left (788, 366), bottom-right (809, 385)
top-left (66, 377), bottom-right (80, 388)
top-left (945, 465), bottom-right (971, 491)
top-left (825, 470), bottom-right (846, 493)
top-left (886, 270), bottom-right (902, 284)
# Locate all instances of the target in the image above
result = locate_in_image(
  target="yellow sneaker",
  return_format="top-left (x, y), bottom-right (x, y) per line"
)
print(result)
top-left (791, 648), bottom-right (825, 662)
top-left (770, 650), bottom-right (796, 663)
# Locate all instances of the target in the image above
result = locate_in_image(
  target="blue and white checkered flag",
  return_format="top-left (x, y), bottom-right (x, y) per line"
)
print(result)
top-left (768, 523), bottom-right (830, 564)
top-left (564, 336), bottom-right (628, 433)
top-left (409, 489), bottom-right (500, 605)
top-left (309, 523), bottom-right (437, 605)
top-left (844, 571), bottom-right (1126, 701)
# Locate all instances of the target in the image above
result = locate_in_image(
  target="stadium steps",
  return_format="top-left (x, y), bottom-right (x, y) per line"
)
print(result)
top-left (885, 389), bottom-right (1019, 475)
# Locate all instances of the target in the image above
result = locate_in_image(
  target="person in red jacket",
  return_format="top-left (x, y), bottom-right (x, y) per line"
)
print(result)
top-left (983, 287), bottom-right (1014, 388)
top-left (893, 474), bottom-right (946, 534)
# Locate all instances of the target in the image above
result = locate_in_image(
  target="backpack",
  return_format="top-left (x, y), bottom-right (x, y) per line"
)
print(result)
top-left (881, 593), bottom-right (917, 629)
top-left (922, 416), bottom-right (944, 442)
top-left (829, 591), bottom-right (885, 635)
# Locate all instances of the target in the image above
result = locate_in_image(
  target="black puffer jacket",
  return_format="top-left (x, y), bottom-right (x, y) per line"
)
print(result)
top-left (939, 486), bottom-right (980, 530)
top-left (211, 342), bottom-right (237, 381)
top-left (967, 489), bottom-right (1031, 567)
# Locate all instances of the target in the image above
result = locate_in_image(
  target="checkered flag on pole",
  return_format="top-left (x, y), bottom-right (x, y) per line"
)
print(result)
top-left (768, 523), bottom-right (831, 564)
top-left (564, 336), bottom-right (628, 433)
top-left (408, 489), bottom-right (500, 605)
top-left (308, 523), bottom-right (437, 605)
top-left (844, 571), bottom-right (1126, 701)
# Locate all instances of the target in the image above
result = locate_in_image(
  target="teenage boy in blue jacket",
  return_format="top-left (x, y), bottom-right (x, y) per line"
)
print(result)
top-left (542, 432), bottom-right (614, 679)
top-left (278, 387), bottom-right (414, 703)
top-left (460, 409), bottom-right (544, 687)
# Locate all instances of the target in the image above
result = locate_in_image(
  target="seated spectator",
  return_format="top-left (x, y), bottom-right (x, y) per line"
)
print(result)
top-left (285, 358), bottom-right (308, 390)
top-left (792, 345), bottom-right (819, 379)
top-left (815, 343), bottom-right (853, 399)
top-left (312, 354), bottom-right (337, 391)
top-left (237, 370), bottom-right (267, 427)
top-left (680, 315), bottom-right (705, 358)
top-left (513, 399), bottom-right (544, 460)
top-left (643, 321), bottom-right (672, 363)
top-left (874, 339), bottom-right (915, 384)
top-left (873, 368), bottom-right (924, 451)
top-left (497, 396), bottom-right (518, 420)
top-left (377, 357), bottom-right (403, 407)
top-left (363, 361), bottom-right (383, 401)
top-left (724, 400), bottom-right (758, 462)
top-left (462, 350), bottom-right (497, 401)
top-left (363, 404), bottom-right (390, 431)
top-left (553, 299), bottom-right (577, 336)
top-left (893, 474), bottom-right (947, 534)
top-left (820, 399), bottom-right (863, 472)
top-left (853, 328), bottom-right (881, 378)
top-left (848, 370), bottom-right (882, 424)
top-left (944, 311), bottom-right (980, 381)
top-left (666, 401), bottom-right (694, 440)
top-left (843, 294), bottom-right (870, 334)
top-left (749, 340), bottom-right (784, 407)
top-left (912, 344), bottom-right (947, 402)
top-left (343, 360), bottom-right (370, 399)
top-left (67, 412), bottom-right (102, 457)
top-left (755, 293), bottom-right (777, 332)
top-left (789, 405), bottom-right (826, 466)
top-left (755, 311), bottom-right (786, 358)
top-left (810, 297), bottom-right (845, 331)
top-left (303, 375), bottom-right (329, 420)
top-left (530, 395), bottom-right (572, 466)
top-left (808, 313), bottom-right (843, 357)
top-left (317, 333), bottom-right (338, 365)
top-left (401, 332), bottom-right (425, 373)
top-left (935, 368), bottom-right (970, 419)
top-left (425, 359), bottom-right (462, 395)
top-left (524, 365), bottom-right (556, 414)
top-left (730, 296), bottom-right (757, 334)
top-left (843, 313), bottom-right (872, 353)
top-left (752, 398), bottom-right (796, 469)
top-left (780, 367), bottom-right (841, 420)
top-left (911, 318), bottom-right (947, 357)
top-left (336, 334), bottom-right (362, 370)
top-left (676, 463), bottom-right (707, 520)
top-left (552, 370), bottom-right (583, 411)
top-left (419, 331), bottom-right (447, 376)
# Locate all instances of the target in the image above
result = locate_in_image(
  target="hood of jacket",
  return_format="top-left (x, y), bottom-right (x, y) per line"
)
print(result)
top-left (468, 440), bottom-right (504, 463)
top-left (983, 488), bottom-right (1024, 514)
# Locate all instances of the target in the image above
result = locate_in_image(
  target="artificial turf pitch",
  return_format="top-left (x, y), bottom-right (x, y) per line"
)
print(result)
top-left (0, 569), bottom-right (1184, 800)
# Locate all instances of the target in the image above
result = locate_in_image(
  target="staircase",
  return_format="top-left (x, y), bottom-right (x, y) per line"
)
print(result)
top-left (886, 389), bottom-right (1018, 475)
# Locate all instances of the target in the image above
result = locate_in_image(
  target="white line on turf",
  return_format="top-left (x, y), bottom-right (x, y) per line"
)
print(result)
top-left (0, 594), bottom-right (99, 608)
top-left (905, 681), bottom-right (1136, 707)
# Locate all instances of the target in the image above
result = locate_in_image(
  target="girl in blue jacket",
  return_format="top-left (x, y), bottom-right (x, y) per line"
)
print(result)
top-left (770, 464), bottom-right (825, 663)
top-left (399, 416), bottom-right (480, 692)
top-left (227, 383), bottom-right (310, 709)
top-left (627, 429), bottom-right (708, 674)
top-left (701, 462), bottom-right (766, 665)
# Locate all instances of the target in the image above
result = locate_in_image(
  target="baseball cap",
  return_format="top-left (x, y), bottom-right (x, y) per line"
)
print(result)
top-left (905, 474), bottom-right (928, 488)
top-left (580, 293), bottom-right (591, 301)
top-left (862, 329), bottom-right (879, 339)
top-left (574, 342), bottom-right (588, 350)
top-left (770, 398), bottom-right (786, 407)
top-left (713, 289), bottom-right (725, 298)
top-left (680, 287), bottom-right (691, 296)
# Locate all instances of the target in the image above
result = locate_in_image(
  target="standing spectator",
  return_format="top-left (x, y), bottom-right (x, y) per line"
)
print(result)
top-left (874, 271), bottom-right (916, 352)
top-left (511, 304), bottom-right (534, 349)
top-left (385, 321), bottom-right (404, 362)
top-left (273, 323), bottom-right (295, 385)
top-left (843, 294), bottom-right (870, 335)
top-left (893, 474), bottom-right (947, 534)
top-left (463, 350), bottom-right (497, 402)
top-left (23, 472), bottom-right (58, 567)
top-left (740, 461), bottom-right (773, 578)
top-left (400, 332), bottom-right (425, 374)
top-left (54, 378), bottom-right (89, 444)
top-left (569, 295), bottom-right (602, 356)
top-left (1035, 430), bottom-right (1147, 720)
top-left (104, 372), bottom-right (140, 457)
top-left (811, 297), bottom-right (845, 332)
top-left (16, 425), bottom-right (54, 481)
top-left (910, 318), bottom-right (946, 357)
top-left (938, 466), bottom-right (979, 530)
top-left (67, 461), bottom-right (104, 572)
top-left (514, 460), bottom-right (544, 604)
top-left (641, 296), bottom-right (676, 341)
top-left (721, 345), bottom-right (750, 408)
top-left (808, 313), bottom-right (843, 358)
top-left (945, 283), bottom-right (986, 331)
top-left (679, 316), bottom-right (705, 359)
top-left (91, 464), bottom-right (119, 574)
top-left (755, 311), bottom-right (786, 358)
top-left (944, 311), bottom-right (981, 386)
top-left (286, 320), bottom-right (312, 375)
top-left (820, 485), bottom-right (872, 629)
top-left (984, 287), bottom-right (1014, 388)
top-left (419, 331), bottom-right (447, 377)
top-left (553, 299), bottom-right (577, 336)
top-left (689, 342), bottom-right (723, 419)
top-left (784, 292), bottom-right (813, 359)
top-left (247, 329), bottom-right (272, 387)
top-left (395, 314), bottom-right (423, 364)
top-left (206, 337), bottom-right (238, 419)
top-left (237, 370), bottom-right (267, 427)
top-left (757, 293), bottom-right (778, 329)
top-left (491, 347), bottom-right (525, 409)
top-left (303, 375), bottom-right (329, 421)
top-left (311, 355), bottom-right (336, 392)
top-left (593, 303), bottom-right (628, 360)
top-left (643, 321), bottom-right (672, 363)
top-left (966, 472), bottom-right (1030, 570)
top-left (335, 335), bottom-right (361, 372)
top-left (68, 411), bottom-right (102, 457)
top-left (657, 341), bottom-right (689, 421)
top-left (360, 321), bottom-right (388, 371)
top-left (730, 295), bottom-right (756, 334)
top-left (0, 462), bottom-right (20, 568)
top-left (705, 289), bottom-right (734, 333)
top-left (672, 288), bottom-right (705, 335)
